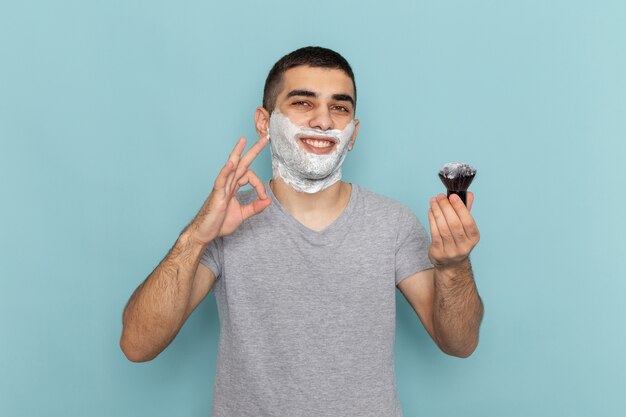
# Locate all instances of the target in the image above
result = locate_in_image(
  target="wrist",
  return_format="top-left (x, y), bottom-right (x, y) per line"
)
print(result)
top-left (434, 258), bottom-right (472, 278)
top-left (180, 224), bottom-right (214, 248)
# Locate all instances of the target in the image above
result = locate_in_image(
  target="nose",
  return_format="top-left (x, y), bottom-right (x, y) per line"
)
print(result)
top-left (308, 107), bottom-right (333, 131)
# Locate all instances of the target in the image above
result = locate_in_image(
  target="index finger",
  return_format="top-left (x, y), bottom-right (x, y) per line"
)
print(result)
top-left (235, 136), bottom-right (269, 179)
top-left (448, 194), bottom-right (479, 240)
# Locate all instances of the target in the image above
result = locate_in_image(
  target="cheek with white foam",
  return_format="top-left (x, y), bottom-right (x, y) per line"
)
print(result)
top-left (268, 111), bottom-right (356, 193)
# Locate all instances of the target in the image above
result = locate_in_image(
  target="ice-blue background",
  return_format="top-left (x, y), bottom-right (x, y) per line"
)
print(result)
top-left (1, 1), bottom-right (625, 416)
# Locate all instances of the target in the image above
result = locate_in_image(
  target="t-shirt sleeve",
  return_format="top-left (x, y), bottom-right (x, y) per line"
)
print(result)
top-left (395, 206), bottom-right (434, 285)
top-left (199, 237), bottom-right (223, 280)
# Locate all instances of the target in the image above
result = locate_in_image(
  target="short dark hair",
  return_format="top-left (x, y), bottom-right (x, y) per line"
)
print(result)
top-left (262, 46), bottom-right (356, 113)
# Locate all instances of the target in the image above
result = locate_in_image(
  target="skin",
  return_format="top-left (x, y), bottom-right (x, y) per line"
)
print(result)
top-left (255, 66), bottom-right (360, 231)
top-left (119, 65), bottom-right (483, 362)
top-left (119, 136), bottom-right (270, 361)
top-left (398, 192), bottom-right (483, 357)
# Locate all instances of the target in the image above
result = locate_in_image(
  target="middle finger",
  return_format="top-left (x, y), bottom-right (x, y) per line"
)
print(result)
top-left (235, 137), bottom-right (269, 180)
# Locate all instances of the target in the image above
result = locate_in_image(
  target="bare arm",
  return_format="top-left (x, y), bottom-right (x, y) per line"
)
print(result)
top-left (120, 231), bottom-right (215, 362)
top-left (398, 262), bottom-right (483, 358)
top-left (432, 259), bottom-right (483, 357)
top-left (428, 192), bottom-right (483, 356)
top-left (120, 136), bottom-right (270, 362)
top-left (398, 192), bottom-right (483, 358)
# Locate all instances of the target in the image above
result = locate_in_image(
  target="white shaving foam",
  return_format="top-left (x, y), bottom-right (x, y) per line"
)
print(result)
top-left (268, 111), bottom-right (356, 194)
top-left (439, 162), bottom-right (477, 179)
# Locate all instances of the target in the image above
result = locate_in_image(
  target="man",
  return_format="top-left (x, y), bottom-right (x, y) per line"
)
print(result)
top-left (120, 46), bottom-right (483, 416)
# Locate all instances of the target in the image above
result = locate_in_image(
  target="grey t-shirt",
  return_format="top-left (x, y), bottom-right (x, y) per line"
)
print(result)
top-left (200, 182), bottom-right (433, 417)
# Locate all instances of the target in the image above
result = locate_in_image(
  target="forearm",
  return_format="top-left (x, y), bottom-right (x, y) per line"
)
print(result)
top-left (432, 259), bottom-right (483, 357)
top-left (120, 229), bottom-right (207, 362)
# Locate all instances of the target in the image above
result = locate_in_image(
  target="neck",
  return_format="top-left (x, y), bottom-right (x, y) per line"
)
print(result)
top-left (270, 178), bottom-right (352, 230)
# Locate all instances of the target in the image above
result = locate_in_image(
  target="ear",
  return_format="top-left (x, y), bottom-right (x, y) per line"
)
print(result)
top-left (347, 119), bottom-right (360, 151)
top-left (255, 107), bottom-right (271, 140)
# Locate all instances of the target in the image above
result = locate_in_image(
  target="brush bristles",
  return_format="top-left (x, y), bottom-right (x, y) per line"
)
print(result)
top-left (438, 162), bottom-right (476, 191)
top-left (438, 172), bottom-right (476, 191)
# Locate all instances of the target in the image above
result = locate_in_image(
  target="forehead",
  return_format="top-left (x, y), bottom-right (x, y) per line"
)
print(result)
top-left (277, 65), bottom-right (355, 99)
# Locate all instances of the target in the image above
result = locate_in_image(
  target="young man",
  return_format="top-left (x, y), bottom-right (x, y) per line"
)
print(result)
top-left (121, 47), bottom-right (483, 416)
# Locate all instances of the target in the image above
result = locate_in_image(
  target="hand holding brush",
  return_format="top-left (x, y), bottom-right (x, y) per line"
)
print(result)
top-left (421, 162), bottom-right (482, 358)
top-left (428, 162), bottom-right (479, 268)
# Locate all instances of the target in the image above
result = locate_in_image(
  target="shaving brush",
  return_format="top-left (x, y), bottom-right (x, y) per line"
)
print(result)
top-left (438, 162), bottom-right (477, 206)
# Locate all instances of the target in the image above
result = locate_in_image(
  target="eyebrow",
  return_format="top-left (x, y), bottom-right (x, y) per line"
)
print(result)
top-left (286, 89), bottom-right (317, 99)
top-left (286, 89), bottom-right (355, 107)
top-left (331, 94), bottom-right (355, 106)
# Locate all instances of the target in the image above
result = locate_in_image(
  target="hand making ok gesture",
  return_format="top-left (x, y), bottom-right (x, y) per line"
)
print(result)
top-left (188, 137), bottom-right (271, 245)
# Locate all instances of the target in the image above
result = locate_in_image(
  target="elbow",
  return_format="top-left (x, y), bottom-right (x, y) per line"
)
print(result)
top-left (439, 344), bottom-right (477, 358)
top-left (119, 333), bottom-right (157, 363)
top-left (121, 349), bottom-right (152, 363)
top-left (445, 344), bottom-right (477, 358)
top-left (436, 335), bottom-right (479, 359)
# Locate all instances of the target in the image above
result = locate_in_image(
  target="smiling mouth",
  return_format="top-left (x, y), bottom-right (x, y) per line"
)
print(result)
top-left (299, 136), bottom-right (336, 152)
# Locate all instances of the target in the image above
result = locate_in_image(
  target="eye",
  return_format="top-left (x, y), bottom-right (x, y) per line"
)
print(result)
top-left (332, 105), bottom-right (350, 113)
top-left (292, 101), bottom-right (311, 108)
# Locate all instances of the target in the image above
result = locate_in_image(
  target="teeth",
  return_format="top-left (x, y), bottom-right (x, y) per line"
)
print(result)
top-left (302, 138), bottom-right (334, 148)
